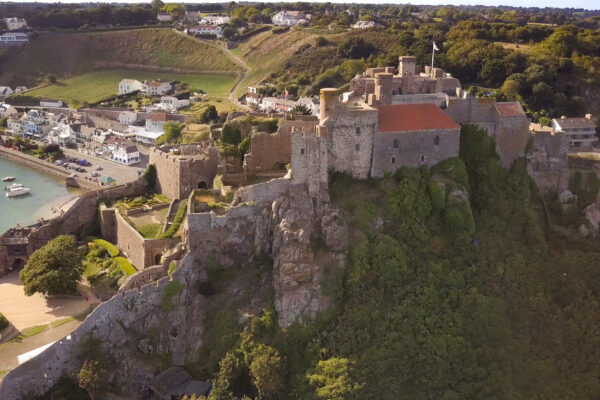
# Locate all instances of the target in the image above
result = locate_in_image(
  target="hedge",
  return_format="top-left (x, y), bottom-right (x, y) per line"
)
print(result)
top-left (93, 239), bottom-right (120, 257)
top-left (159, 199), bottom-right (187, 239)
top-left (114, 257), bottom-right (136, 276)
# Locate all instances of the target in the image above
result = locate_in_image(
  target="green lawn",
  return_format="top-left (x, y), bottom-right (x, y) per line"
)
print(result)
top-left (25, 69), bottom-right (237, 105)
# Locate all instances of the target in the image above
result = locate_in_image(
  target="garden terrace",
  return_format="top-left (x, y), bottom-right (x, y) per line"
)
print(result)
top-left (192, 189), bottom-right (230, 215)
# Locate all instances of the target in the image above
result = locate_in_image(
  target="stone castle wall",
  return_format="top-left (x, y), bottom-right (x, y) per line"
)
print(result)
top-left (243, 130), bottom-right (291, 175)
top-left (371, 128), bottom-right (461, 177)
top-left (149, 146), bottom-right (218, 200)
top-left (529, 131), bottom-right (569, 192)
top-left (324, 107), bottom-right (378, 179)
top-left (233, 177), bottom-right (290, 205)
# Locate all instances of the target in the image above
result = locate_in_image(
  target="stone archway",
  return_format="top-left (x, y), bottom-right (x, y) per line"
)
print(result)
top-left (197, 181), bottom-right (207, 189)
top-left (12, 258), bottom-right (24, 269)
top-left (155, 254), bottom-right (162, 265)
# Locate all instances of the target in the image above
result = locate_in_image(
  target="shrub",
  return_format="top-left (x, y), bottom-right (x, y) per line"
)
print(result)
top-left (168, 262), bottom-right (177, 279)
top-left (143, 164), bottom-right (157, 188)
top-left (0, 313), bottom-right (9, 331)
top-left (114, 257), bottom-right (136, 276)
top-left (159, 199), bottom-right (188, 239)
top-left (93, 239), bottom-right (120, 257)
top-left (161, 280), bottom-right (185, 311)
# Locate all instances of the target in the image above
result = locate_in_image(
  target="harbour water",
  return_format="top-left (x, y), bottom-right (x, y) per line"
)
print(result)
top-left (0, 157), bottom-right (81, 233)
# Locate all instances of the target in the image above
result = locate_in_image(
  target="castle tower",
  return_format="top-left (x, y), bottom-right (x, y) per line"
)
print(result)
top-left (375, 73), bottom-right (393, 105)
top-left (319, 88), bottom-right (338, 123)
top-left (398, 56), bottom-right (417, 77)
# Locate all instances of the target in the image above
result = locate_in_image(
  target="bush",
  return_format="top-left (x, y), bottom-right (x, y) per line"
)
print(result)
top-left (161, 280), bottom-right (184, 311)
top-left (143, 164), bottom-right (157, 188)
top-left (114, 257), bottom-right (136, 276)
top-left (0, 313), bottom-right (9, 330)
top-left (93, 239), bottom-right (120, 257)
top-left (159, 200), bottom-right (187, 239)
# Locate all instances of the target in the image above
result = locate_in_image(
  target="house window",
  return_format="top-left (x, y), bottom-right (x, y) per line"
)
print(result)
top-left (355, 143), bottom-right (360, 151)
top-left (434, 136), bottom-right (440, 145)
top-left (393, 139), bottom-right (398, 148)
top-left (355, 127), bottom-right (361, 135)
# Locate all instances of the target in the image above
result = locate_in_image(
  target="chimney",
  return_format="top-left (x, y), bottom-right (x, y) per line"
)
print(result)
top-left (585, 113), bottom-right (592, 120)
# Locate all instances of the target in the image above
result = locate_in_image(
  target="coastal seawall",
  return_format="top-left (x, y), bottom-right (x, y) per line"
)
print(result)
top-left (0, 147), bottom-right (98, 191)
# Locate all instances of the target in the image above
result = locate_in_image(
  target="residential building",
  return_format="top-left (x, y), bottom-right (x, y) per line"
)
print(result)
top-left (295, 97), bottom-right (320, 115)
top-left (185, 10), bottom-right (202, 22)
top-left (0, 87), bottom-right (14, 98)
top-left (14, 86), bottom-right (27, 93)
top-left (146, 112), bottom-right (168, 133)
top-left (200, 15), bottom-right (231, 25)
top-left (4, 17), bottom-right (27, 31)
top-left (353, 20), bottom-right (377, 29)
top-left (158, 96), bottom-right (189, 111)
top-left (187, 25), bottom-right (223, 38)
top-left (40, 99), bottom-right (63, 108)
top-left (0, 32), bottom-right (28, 45)
top-left (118, 79), bottom-right (143, 95)
top-left (551, 114), bottom-right (598, 148)
top-left (0, 103), bottom-right (17, 118)
top-left (142, 80), bottom-right (172, 96)
top-left (157, 12), bottom-right (172, 22)
top-left (119, 111), bottom-right (139, 125)
top-left (110, 141), bottom-right (140, 165)
top-left (272, 11), bottom-right (309, 26)
top-left (259, 97), bottom-right (296, 113)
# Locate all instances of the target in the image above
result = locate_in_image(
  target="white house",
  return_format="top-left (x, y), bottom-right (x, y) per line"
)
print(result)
top-left (295, 96), bottom-right (320, 115)
top-left (119, 111), bottom-right (139, 125)
top-left (552, 114), bottom-right (598, 148)
top-left (0, 103), bottom-right (17, 118)
top-left (4, 17), bottom-right (27, 31)
top-left (0, 32), bottom-right (28, 45)
top-left (187, 25), bottom-right (223, 38)
top-left (259, 97), bottom-right (295, 113)
top-left (156, 96), bottom-right (189, 111)
top-left (0, 86), bottom-right (14, 98)
top-left (40, 99), bottom-right (64, 108)
top-left (157, 12), bottom-right (172, 22)
top-left (272, 11), bottom-right (308, 26)
top-left (146, 112), bottom-right (168, 133)
top-left (110, 142), bottom-right (140, 166)
top-left (142, 80), bottom-right (172, 96)
top-left (7, 117), bottom-right (22, 135)
top-left (119, 79), bottom-right (143, 95)
top-left (126, 125), bottom-right (165, 145)
top-left (14, 86), bottom-right (27, 93)
top-left (200, 15), bottom-right (231, 25)
top-left (353, 20), bottom-right (377, 29)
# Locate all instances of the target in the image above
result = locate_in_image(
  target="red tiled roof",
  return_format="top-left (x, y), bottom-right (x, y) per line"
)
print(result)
top-left (377, 103), bottom-right (459, 133)
top-left (495, 102), bottom-right (525, 117)
top-left (149, 112), bottom-right (167, 122)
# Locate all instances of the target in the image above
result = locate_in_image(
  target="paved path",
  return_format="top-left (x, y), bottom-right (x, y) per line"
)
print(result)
top-left (0, 271), bottom-right (91, 331)
top-left (60, 147), bottom-right (143, 185)
top-left (0, 319), bottom-right (81, 375)
top-left (171, 29), bottom-right (251, 111)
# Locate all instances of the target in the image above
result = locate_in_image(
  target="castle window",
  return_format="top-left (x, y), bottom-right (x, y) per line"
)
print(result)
top-left (301, 148), bottom-right (305, 155)
top-left (434, 136), bottom-right (440, 145)
top-left (392, 157), bottom-right (395, 164)
top-left (420, 155), bottom-right (425, 162)
top-left (355, 143), bottom-right (360, 151)
top-left (393, 139), bottom-right (398, 148)
top-left (355, 127), bottom-right (361, 135)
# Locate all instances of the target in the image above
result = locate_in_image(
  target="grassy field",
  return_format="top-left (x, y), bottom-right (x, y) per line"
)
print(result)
top-left (0, 28), bottom-right (241, 88)
top-left (495, 42), bottom-right (533, 54)
top-left (25, 69), bottom-right (237, 105)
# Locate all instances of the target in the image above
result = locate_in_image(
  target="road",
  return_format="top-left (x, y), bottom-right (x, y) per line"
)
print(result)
top-left (171, 29), bottom-right (251, 111)
top-left (58, 147), bottom-right (143, 186)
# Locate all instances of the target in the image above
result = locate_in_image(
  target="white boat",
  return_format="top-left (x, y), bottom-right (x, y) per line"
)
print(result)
top-left (5, 183), bottom-right (23, 191)
top-left (2, 176), bottom-right (16, 182)
top-left (5, 187), bottom-right (31, 197)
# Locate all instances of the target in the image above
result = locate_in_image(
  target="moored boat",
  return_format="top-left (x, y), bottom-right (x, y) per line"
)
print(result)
top-left (5, 183), bottom-right (24, 191)
top-left (5, 186), bottom-right (31, 197)
top-left (2, 176), bottom-right (16, 182)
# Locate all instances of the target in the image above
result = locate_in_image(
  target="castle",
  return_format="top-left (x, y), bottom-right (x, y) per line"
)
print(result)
top-left (290, 56), bottom-right (530, 205)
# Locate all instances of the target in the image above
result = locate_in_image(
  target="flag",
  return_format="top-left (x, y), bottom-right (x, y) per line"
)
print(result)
top-left (433, 41), bottom-right (439, 52)
top-left (285, 90), bottom-right (289, 97)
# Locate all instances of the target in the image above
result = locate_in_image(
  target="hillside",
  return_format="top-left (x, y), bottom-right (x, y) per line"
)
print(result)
top-left (0, 29), bottom-right (242, 88)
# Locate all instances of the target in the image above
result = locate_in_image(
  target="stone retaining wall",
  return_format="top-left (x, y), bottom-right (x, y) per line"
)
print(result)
top-left (233, 177), bottom-right (290, 205)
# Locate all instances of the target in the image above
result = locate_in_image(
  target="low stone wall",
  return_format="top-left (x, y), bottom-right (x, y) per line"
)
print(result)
top-left (114, 212), bottom-right (178, 270)
top-left (123, 202), bottom-right (169, 217)
top-left (0, 252), bottom-right (203, 400)
top-left (119, 264), bottom-right (166, 291)
top-left (233, 177), bottom-right (290, 205)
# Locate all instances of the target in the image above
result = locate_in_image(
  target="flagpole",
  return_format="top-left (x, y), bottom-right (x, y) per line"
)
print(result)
top-left (431, 43), bottom-right (435, 78)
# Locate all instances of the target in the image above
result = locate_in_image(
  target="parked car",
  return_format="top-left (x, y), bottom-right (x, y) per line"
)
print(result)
top-left (95, 166), bottom-right (103, 171)
top-left (91, 172), bottom-right (99, 177)
top-left (54, 160), bottom-right (63, 166)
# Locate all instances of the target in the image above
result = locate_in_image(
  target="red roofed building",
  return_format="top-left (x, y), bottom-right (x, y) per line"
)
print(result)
top-left (372, 104), bottom-right (460, 176)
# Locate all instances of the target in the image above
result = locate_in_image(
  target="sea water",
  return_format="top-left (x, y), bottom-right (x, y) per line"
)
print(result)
top-left (0, 157), bottom-right (81, 233)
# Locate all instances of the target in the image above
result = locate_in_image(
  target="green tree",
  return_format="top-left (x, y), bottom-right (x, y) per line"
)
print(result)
top-left (156, 121), bottom-right (183, 145)
top-left (291, 104), bottom-right (312, 116)
top-left (20, 235), bottom-right (84, 296)
top-left (308, 358), bottom-right (361, 400)
top-left (222, 123), bottom-right (242, 145)
top-left (337, 37), bottom-right (375, 59)
top-left (249, 344), bottom-right (283, 399)
top-left (199, 105), bottom-right (218, 124)
top-left (77, 359), bottom-right (107, 400)
top-left (143, 164), bottom-right (157, 188)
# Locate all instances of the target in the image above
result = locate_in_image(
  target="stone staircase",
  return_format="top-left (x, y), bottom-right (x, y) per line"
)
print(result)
top-left (162, 199), bottom-right (180, 234)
